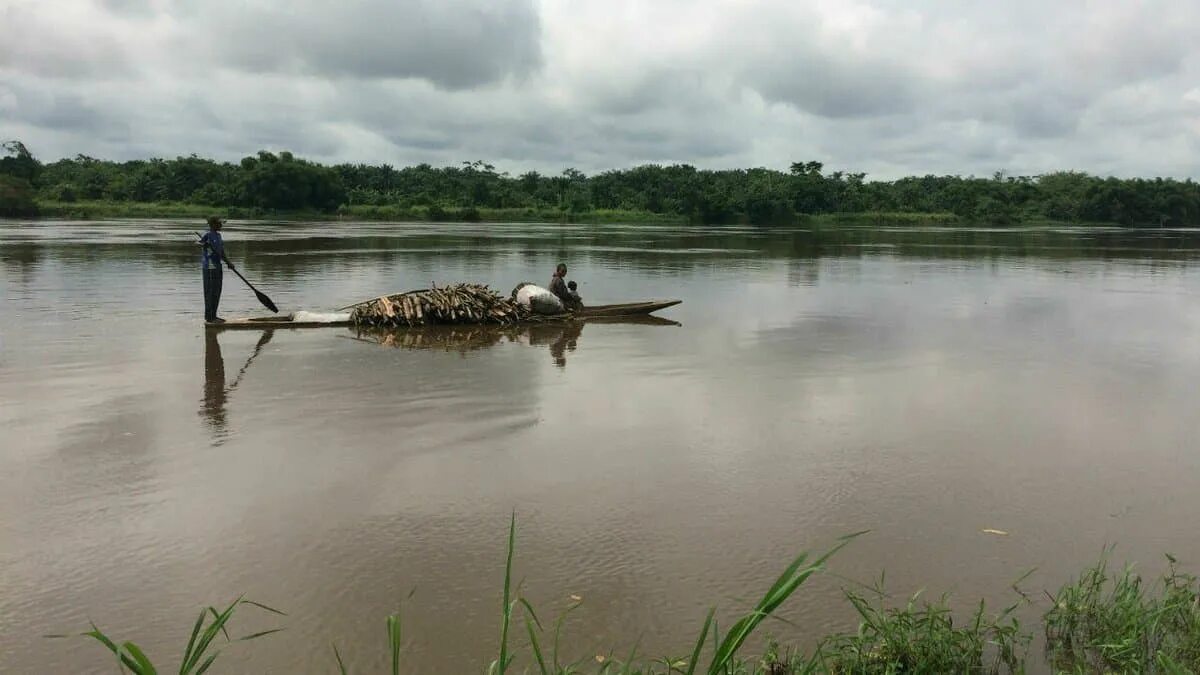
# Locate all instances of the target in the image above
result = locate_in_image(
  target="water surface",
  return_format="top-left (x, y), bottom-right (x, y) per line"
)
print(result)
top-left (3, 221), bottom-right (1200, 673)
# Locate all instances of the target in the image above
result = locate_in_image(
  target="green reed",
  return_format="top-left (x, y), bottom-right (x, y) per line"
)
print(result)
top-left (50, 523), bottom-right (1200, 674)
top-left (801, 582), bottom-right (1030, 674)
top-left (47, 595), bottom-right (284, 674)
top-left (1044, 548), bottom-right (1200, 673)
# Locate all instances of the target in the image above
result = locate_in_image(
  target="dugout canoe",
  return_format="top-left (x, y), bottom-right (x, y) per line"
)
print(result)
top-left (208, 299), bottom-right (682, 330)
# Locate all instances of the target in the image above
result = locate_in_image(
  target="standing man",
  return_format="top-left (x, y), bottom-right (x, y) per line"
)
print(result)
top-left (199, 216), bottom-right (232, 323)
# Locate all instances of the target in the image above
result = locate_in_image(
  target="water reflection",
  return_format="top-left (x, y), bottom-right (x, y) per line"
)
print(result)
top-left (347, 316), bottom-right (678, 368)
top-left (539, 323), bottom-right (581, 367)
top-left (201, 329), bottom-right (274, 444)
top-left (16, 220), bottom-right (1200, 674)
top-left (201, 331), bottom-right (227, 439)
top-left (11, 223), bottom-right (1200, 288)
top-left (0, 241), bottom-right (42, 285)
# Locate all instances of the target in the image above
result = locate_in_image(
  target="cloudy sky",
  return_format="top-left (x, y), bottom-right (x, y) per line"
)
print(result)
top-left (2, 0), bottom-right (1199, 179)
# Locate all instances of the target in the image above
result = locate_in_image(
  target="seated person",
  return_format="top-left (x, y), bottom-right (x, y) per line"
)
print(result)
top-left (549, 263), bottom-right (570, 304)
top-left (567, 280), bottom-right (583, 309)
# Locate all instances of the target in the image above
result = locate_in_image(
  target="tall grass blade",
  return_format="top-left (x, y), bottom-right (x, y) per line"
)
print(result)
top-left (333, 644), bottom-right (349, 675)
top-left (122, 642), bottom-right (157, 675)
top-left (516, 597), bottom-right (551, 675)
top-left (524, 614), bottom-right (549, 675)
top-left (552, 595), bottom-right (582, 670)
top-left (193, 651), bottom-right (221, 675)
top-left (706, 531), bottom-right (865, 675)
top-left (496, 511), bottom-right (517, 675)
top-left (684, 608), bottom-right (715, 675)
top-left (81, 623), bottom-right (151, 673)
top-left (84, 623), bottom-right (121, 659)
top-left (518, 598), bottom-right (544, 630)
top-left (621, 637), bottom-right (641, 674)
top-left (180, 610), bottom-right (206, 670)
top-left (182, 596), bottom-right (241, 674)
top-left (237, 628), bottom-right (285, 641)
top-left (206, 607), bottom-right (232, 643)
top-left (240, 600), bottom-right (286, 616)
top-left (387, 613), bottom-right (402, 675)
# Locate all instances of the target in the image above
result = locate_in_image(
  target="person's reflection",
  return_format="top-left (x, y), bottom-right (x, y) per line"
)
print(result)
top-left (202, 330), bottom-right (228, 440)
top-left (201, 328), bottom-right (274, 444)
top-left (548, 322), bottom-right (582, 368)
top-left (525, 322), bottom-right (584, 368)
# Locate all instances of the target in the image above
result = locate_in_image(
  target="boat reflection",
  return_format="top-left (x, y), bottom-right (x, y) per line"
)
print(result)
top-left (346, 315), bottom-right (680, 368)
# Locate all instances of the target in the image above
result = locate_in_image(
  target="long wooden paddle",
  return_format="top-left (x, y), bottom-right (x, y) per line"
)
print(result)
top-left (196, 231), bottom-right (279, 314)
top-left (227, 329), bottom-right (275, 391)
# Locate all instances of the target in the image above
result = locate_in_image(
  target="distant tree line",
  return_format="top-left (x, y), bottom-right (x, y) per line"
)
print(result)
top-left (0, 141), bottom-right (41, 217)
top-left (3, 141), bottom-right (1199, 226)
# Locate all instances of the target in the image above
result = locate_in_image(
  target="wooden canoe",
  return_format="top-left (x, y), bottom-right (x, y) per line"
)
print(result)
top-left (208, 299), bottom-right (681, 330)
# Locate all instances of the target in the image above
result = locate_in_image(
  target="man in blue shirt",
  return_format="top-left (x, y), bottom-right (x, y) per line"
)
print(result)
top-left (199, 216), bottom-right (233, 323)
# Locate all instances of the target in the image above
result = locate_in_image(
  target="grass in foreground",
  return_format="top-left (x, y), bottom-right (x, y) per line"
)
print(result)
top-left (51, 520), bottom-right (1200, 673)
top-left (1044, 549), bottom-right (1200, 673)
top-left (800, 578), bottom-right (1030, 674)
top-left (47, 595), bottom-right (284, 674)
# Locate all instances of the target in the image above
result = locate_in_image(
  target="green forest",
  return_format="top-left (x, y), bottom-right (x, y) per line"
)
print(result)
top-left (2, 140), bottom-right (1199, 226)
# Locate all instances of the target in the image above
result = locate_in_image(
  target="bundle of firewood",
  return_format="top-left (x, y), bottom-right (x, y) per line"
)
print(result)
top-left (347, 283), bottom-right (537, 328)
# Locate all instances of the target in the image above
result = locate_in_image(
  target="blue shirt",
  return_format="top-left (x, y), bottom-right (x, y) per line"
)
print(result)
top-left (200, 231), bottom-right (224, 270)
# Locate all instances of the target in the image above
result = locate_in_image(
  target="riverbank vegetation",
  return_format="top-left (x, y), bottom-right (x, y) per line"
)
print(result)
top-left (4, 141), bottom-right (1199, 226)
top-left (52, 518), bottom-right (1200, 673)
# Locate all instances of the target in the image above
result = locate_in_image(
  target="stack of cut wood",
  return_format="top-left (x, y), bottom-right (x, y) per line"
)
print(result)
top-left (348, 283), bottom-right (539, 328)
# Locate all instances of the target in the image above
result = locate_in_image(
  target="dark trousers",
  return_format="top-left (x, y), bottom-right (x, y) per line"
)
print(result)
top-left (203, 267), bottom-right (223, 321)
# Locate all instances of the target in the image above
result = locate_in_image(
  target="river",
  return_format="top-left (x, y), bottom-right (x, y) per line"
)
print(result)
top-left (3, 220), bottom-right (1200, 673)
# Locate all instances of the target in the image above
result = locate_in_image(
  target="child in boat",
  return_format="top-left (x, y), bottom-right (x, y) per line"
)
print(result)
top-left (567, 280), bottom-right (583, 309)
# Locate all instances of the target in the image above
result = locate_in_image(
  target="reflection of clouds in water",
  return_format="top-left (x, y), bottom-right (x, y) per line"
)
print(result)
top-left (41, 393), bottom-right (164, 527)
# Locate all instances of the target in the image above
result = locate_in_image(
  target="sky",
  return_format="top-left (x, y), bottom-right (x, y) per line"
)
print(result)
top-left (1, 0), bottom-right (1199, 179)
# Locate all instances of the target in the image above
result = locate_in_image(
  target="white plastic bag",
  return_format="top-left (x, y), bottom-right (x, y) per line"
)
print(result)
top-left (515, 284), bottom-right (565, 315)
top-left (293, 311), bottom-right (351, 323)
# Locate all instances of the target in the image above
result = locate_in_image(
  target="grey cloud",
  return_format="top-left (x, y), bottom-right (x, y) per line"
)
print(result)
top-left (1006, 100), bottom-right (1079, 140)
top-left (0, 4), bottom-right (134, 79)
top-left (749, 56), bottom-right (918, 119)
top-left (580, 69), bottom-right (712, 117)
top-left (96, 0), bottom-right (156, 18)
top-left (3, 81), bottom-right (129, 136)
top-left (2, 0), bottom-right (1199, 181)
top-left (333, 80), bottom-right (744, 169)
top-left (189, 0), bottom-right (542, 89)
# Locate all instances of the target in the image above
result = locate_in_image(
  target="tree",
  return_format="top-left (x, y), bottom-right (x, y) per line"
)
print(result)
top-left (1, 141), bottom-right (41, 184)
top-left (0, 174), bottom-right (38, 216)
top-left (7, 143), bottom-right (1199, 226)
top-left (0, 141), bottom-right (41, 215)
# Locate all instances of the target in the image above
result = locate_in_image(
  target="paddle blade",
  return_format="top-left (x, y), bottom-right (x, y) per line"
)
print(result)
top-left (255, 289), bottom-right (279, 314)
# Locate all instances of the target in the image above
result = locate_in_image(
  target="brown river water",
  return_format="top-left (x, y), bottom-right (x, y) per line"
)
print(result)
top-left (3, 220), bottom-right (1200, 673)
